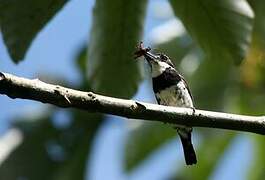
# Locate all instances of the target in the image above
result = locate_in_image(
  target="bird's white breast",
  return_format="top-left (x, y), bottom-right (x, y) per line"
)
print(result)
top-left (155, 81), bottom-right (193, 107)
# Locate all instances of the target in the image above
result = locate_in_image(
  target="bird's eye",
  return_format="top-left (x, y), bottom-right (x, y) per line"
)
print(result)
top-left (160, 54), bottom-right (168, 61)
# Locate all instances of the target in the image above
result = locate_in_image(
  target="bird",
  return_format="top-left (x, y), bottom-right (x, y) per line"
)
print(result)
top-left (134, 42), bottom-right (197, 165)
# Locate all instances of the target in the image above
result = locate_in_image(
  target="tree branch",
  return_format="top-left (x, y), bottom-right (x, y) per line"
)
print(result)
top-left (0, 72), bottom-right (265, 135)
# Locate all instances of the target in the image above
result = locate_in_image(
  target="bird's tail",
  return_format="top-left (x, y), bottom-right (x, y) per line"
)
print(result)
top-left (179, 131), bottom-right (197, 165)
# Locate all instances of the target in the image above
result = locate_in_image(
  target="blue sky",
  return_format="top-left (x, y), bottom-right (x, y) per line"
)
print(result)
top-left (0, 0), bottom-right (253, 179)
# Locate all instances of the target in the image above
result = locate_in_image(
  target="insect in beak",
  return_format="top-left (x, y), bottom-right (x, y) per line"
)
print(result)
top-left (134, 42), bottom-right (158, 63)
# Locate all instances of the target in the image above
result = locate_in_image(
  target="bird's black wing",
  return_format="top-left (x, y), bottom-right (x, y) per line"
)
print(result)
top-left (179, 74), bottom-right (194, 103)
top-left (155, 95), bottom-right (161, 104)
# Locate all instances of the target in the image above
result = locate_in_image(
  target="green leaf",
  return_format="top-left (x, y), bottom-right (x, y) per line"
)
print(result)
top-left (124, 122), bottom-right (176, 172)
top-left (248, 0), bottom-right (265, 47)
top-left (169, 0), bottom-right (254, 64)
top-left (88, 0), bottom-right (148, 98)
top-left (190, 56), bottom-right (233, 110)
top-left (155, 34), bottom-right (194, 66)
top-left (0, 0), bottom-right (68, 62)
top-left (76, 46), bottom-right (88, 79)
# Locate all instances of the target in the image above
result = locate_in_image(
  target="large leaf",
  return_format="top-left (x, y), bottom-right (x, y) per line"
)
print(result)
top-left (124, 122), bottom-right (176, 172)
top-left (88, 0), bottom-right (147, 98)
top-left (190, 56), bottom-right (233, 110)
top-left (0, 0), bottom-right (68, 62)
top-left (76, 46), bottom-right (88, 80)
top-left (248, 0), bottom-right (265, 46)
top-left (170, 0), bottom-right (254, 64)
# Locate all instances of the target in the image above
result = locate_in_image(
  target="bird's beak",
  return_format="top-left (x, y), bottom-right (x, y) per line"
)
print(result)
top-left (144, 52), bottom-right (158, 64)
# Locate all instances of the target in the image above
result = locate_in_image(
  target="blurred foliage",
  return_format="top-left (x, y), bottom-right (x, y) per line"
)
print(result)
top-left (190, 56), bottom-right (233, 110)
top-left (0, 114), bottom-right (59, 180)
top-left (172, 131), bottom-right (235, 180)
top-left (125, 122), bottom-right (176, 171)
top-left (0, 112), bottom-right (102, 180)
top-left (238, 20), bottom-right (265, 179)
top-left (0, 0), bottom-right (68, 62)
top-left (156, 35), bottom-right (194, 66)
top-left (248, 0), bottom-right (265, 46)
top-left (0, 46), bottom-right (104, 179)
top-left (1, 0), bottom-right (265, 179)
top-left (87, 0), bottom-right (147, 98)
top-left (123, 33), bottom-right (234, 172)
top-left (170, 0), bottom-right (254, 64)
top-left (248, 135), bottom-right (265, 180)
top-left (124, 0), bottom-right (265, 178)
top-left (53, 110), bottom-right (103, 180)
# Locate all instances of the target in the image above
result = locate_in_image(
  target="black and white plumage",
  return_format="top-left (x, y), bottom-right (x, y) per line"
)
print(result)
top-left (135, 45), bottom-right (197, 165)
